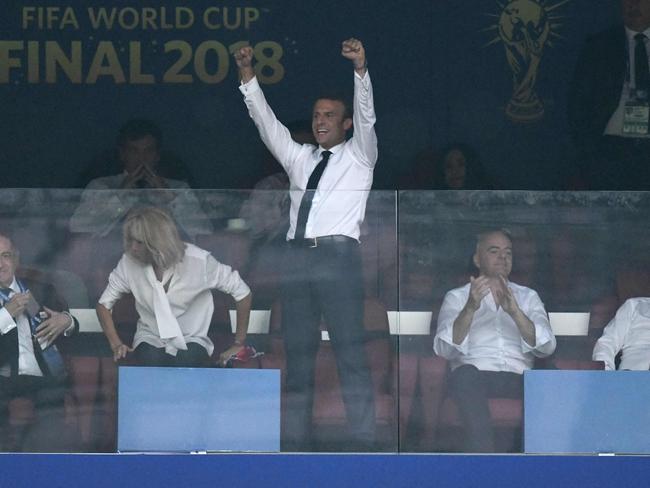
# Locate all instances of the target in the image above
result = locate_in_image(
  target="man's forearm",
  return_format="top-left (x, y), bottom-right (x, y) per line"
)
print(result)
top-left (239, 65), bottom-right (255, 84)
top-left (241, 79), bottom-right (300, 172)
top-left (511, 309), bottom-right (536, 347)
top-left (452, 304), bottom-right (477, 345)
top-left (351, 72), bottom-right (378, 166)
top-left (354, 61), bottom-right (367, 78)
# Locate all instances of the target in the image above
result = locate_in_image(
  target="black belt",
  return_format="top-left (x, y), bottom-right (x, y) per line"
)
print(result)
top-left (290, 235), bottom-right (357, 248)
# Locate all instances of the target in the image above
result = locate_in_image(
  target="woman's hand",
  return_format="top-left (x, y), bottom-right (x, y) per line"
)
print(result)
top-left (112, 343), bottom-right (133, 362)
top-left (218, 344), bottom-right (244, 367)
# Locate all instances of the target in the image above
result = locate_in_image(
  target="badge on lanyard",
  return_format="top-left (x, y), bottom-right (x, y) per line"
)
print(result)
top-left (623, 89), bottom-right (650, 136)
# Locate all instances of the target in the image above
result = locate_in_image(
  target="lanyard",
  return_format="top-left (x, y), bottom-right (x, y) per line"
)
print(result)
top-left (0, 280), bottom-right (39, 332)
top-left (0, 279), bottom-right (27, 302)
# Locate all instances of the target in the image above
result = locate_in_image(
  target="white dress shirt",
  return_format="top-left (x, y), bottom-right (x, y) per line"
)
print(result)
top-left (69, 173), bottom-right (214, 239)
top-left (239, 71), bottom-right (378, 240)
top-left (604, 26), bottom-right (650, 138)
top-left (592, 297), bottom-right (650, 370)
top-left (434, 281), bottom-right (556, 374)
top-left (0, 277), bottom-right (43, 377)
top-left (99, 243), bottom-right (250, 356)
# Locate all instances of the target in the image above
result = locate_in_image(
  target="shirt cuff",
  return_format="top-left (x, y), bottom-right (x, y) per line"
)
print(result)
top-left (62, 311), bottom-right (75, 336)
top-left (452, 336), bottom-right (469, 355)
top-left (436, 333), bottom-right (469, 356)
top-left (239, 76), bottom-right (261, 96)
top-left (232, 282), bottom-right (252, 303)
top-left (98, 286), bottom-right (119, 312)
top-left (521, 326), bottom-right (543, 350)
top-left (0, 307), bottom-right (17, 335)
top-left (592, 352), bottom-right (614, 371)
top-left (354, 69), bottom-right (369, 81)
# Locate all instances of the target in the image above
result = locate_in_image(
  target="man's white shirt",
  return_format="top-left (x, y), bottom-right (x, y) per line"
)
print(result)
top-left (434, 281), bottom-right (556, 374)
top-left (593, 297), bottom-right (650, 370)
top-left (238, 71), bottom-right (377, 240)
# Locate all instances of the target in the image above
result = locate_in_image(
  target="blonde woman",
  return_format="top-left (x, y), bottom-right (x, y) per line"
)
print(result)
top-left (96, 207), bottom-right (251, 367)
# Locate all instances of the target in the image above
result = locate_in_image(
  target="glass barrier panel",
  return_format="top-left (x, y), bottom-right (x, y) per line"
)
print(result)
top-left (0, 188), bottom-right (398, 454)
top-left (8, 188), bottom-right (648, 455)
top-left (397, 190), bottom-right (649, 454)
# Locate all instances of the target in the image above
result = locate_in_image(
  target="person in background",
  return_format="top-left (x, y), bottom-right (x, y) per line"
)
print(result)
top-left (70, 119), bottom-right (213, 240)
top-left (436, 143), bottom-right (491, 190)
top-left (399, 143), bottom-right (491, 190)
top-left (568, 0), bottom-right (650, 189)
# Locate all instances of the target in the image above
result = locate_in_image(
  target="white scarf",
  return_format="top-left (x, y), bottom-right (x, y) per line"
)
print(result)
top-left (146, 265), bottom-right (187, 355)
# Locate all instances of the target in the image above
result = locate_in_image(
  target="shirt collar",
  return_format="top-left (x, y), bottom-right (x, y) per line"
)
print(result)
top-left (142, 261), bottom-right (175, 289)
top-left (317, 141), bottom-right (345, 157)
top-left (625, 25), bottom-right (650, 42)
top-left (2, 277), bottom-right (18, 294)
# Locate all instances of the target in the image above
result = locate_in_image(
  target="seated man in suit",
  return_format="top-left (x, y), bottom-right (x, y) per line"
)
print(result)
top-left (593, 298), bottom-right (650, 370)
top-left (433, 228), bottom-right (556, 452)
top-left (0, 233), bottom-right (78, 451)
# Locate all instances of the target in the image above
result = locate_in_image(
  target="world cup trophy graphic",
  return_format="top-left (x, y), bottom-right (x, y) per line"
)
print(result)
top-left (498, 0), bottom-right (550, 123)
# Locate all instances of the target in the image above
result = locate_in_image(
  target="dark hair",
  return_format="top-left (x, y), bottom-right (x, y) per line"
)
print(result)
top-left (117, 118), bottom-right (162, 148)
top-left (313, 93), bottom-right (353, 120)
top-left (437, 142), bottom-right (491, 190)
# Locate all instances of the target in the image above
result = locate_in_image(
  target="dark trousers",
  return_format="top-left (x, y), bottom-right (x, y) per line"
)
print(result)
top-left (449, 365), bottom-right (523, 453)
top-left (281, 239), bottom-right (375, 451)
top-left (134, 342), bottom-right (210, 368)
top-left (0, 375), bottom-right (68, 452)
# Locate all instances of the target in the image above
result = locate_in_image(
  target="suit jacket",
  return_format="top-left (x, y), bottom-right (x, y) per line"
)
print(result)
top-left (568, 25), bottom-right (627, 154)
top-left (0, 273), bottom-right (78, 377)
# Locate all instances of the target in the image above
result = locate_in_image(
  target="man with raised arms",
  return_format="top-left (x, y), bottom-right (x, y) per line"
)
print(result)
top-left (234, 39), bottom-right (377, 451)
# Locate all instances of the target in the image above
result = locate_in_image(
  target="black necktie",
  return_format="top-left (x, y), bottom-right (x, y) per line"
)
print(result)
top-left (634, 33), bottom-right (650, 95)
top-left (294, 151), bottom-right (332, 240)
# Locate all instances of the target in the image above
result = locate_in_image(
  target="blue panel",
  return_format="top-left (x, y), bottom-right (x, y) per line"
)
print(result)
top-left (2, 454), bottom-right (650, 488)
top-left (524, 370), bottom-right (650, 454)
top-left (117, 367), bottom-right (280, 452)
